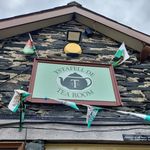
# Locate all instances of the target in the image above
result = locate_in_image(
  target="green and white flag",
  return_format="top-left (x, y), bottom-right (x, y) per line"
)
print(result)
top-left (86, 105), bottom-right (102, 128)
top-left (118, 110), bottom-right (150, 122)
top-left (8, 89), bottom-right (30, 112)
top-left (22, 39), bottom-right (36, 55)
top-left (112, 42), bottom-right (129, 67)
top-left (52, 98), bottom-right (79, 110)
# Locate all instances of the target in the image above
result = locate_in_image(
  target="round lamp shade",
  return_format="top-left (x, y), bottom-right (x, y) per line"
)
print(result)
top-left (64, 43), bottom-right (82, 57)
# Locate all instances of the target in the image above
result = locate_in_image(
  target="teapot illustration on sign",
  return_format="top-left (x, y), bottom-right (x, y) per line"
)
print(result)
top-left (59, 73), bottom-right (92, 90)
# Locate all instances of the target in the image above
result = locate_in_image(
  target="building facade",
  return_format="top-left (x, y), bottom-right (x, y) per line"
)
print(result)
top-left (0, 2), bottom-right (150, 150)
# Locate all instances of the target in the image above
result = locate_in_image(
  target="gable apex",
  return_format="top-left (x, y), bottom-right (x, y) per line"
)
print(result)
top-left (0, 3), bottom-right (149, 52)
top-left (67, 1), bottom-right (82, 7)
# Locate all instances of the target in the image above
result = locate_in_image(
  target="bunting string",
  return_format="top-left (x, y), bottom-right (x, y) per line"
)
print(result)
top-left (6, 41), bottom-right (134, 130)
top-left (8, 90), bottom-right (150, 130)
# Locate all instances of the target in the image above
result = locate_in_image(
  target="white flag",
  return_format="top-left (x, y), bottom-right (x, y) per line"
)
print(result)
top-left (8, 89), bottom-right (30, 112)
top-left (86, 105), bottom-right (101, 128)
top-left (112, 42), bottom-right (130, 67)
top-left (52, 98), bottom-right (79, 110)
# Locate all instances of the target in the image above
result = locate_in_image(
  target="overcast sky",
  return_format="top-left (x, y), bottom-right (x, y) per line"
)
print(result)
top-left (0, 0), bottom-right (150, 35)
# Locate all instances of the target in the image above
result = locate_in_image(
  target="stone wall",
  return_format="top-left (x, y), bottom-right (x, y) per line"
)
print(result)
top-left (0, 20), bottom-right (149, 121)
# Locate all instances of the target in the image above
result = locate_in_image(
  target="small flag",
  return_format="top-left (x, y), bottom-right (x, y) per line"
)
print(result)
top-left (118, 111), bottom-right (150, 122)
top-left (8, 89), bottom-right (30, 112)
top-left (22, 39), bottom-right (36, 55)
top-left (112, 42), bottom-right (129, 67)
top-left (86, 105), bottom-right (102, 128)
top-left (51, 98), bottom-right (79, 110)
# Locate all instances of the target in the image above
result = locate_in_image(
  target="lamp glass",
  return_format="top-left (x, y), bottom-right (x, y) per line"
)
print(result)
top-left (67, 31), bottom-right (81, 42)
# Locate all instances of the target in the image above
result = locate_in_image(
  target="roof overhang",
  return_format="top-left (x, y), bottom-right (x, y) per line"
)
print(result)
top-left (74, 8), bottom-right (148, 52)
top-left (0, 6), bottom-right (75, 40)
top-left (0, 3), bottom-right (150, 52)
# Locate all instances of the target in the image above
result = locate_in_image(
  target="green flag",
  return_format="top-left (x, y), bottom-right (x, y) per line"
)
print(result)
top-left (8, 89), bottom-right (30, 112)
top-left (51, 98), bottom-right (79, 110)
top-left (112, 42), bottom-right (129, 67)
top-left (86, 105), bottom-right (102, 128)
top-left (22, 39), bottom-right (36, 55)
top-left (118, 111), bottom-right (150, 122)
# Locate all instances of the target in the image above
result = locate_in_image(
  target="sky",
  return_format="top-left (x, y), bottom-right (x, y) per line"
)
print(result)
top-left (0, 0), bottom-right (150, 35)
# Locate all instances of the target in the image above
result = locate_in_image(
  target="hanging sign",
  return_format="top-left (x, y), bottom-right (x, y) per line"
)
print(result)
top-left (28, 59), bottom-right (121, 106)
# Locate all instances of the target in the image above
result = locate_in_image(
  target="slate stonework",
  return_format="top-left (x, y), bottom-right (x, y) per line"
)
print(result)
top-left (0, 20), bottom-right (149, 121)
